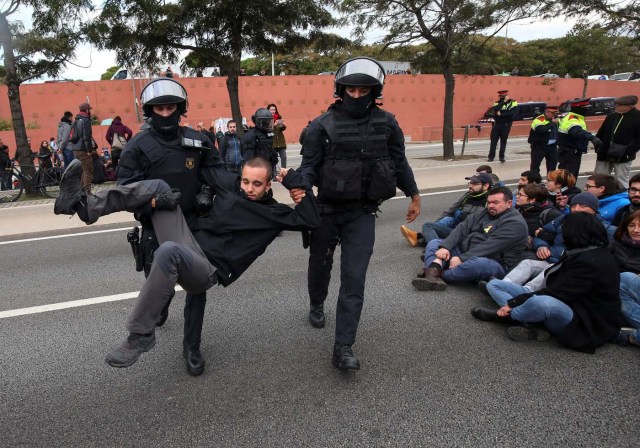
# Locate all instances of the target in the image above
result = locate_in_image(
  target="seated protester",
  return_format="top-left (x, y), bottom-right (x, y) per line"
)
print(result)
top-left (515, 183), bottom-right (562, 244)
top-left (584, 174), bottom-right (629, 225)
top-left (475, 164), bottom-right (503, 187)
top-left (472, 212), bottom-right (622, 354)
top-left (91, 152), bottom-right (107, 184)
top-left (400, 173), bottom-right (492, 247)
top-left (612, 173), bottom-right (640, 226)
top-left (484, 192), bottom-right (614, 293)
top-left (545, 169), bottom-right (581, 213)
top-left (54, 157), bottom-right (320, 368)
top-left (518, 170), bottom-right (542, 186)
top-left (412, 186), bottom-right (528, 291)
top-left (610, 211), bottom-right (640, 347)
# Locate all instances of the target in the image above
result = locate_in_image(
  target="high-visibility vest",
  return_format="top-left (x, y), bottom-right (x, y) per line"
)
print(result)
top-left (558, 113), bottom-right (587, 134)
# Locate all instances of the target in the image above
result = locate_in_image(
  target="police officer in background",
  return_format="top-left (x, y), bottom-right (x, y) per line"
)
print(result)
top-left (557, 98), bottom-right (602, 177)
top-left (244, 108), bottom-right (277, 178)
top-left (293, 57), bottom-right (421, 370)
top-left (528, 106), bottom-right (559, 174)
top-left (117, 78), bottom-right (222, 376)
top-left (487, 90), bottom-right (518, 163)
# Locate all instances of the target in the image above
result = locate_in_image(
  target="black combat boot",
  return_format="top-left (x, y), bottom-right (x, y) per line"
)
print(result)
top-left (309, 302), bottom-right (325, 328)
top-left (183, 348), bottom-right (205, 376)
top-left (332, 343), bottom-right (360, 370)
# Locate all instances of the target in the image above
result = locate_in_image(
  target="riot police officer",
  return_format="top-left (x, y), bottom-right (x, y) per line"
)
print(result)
top-left (244, 108), bottom-right (277, 177)
top-left (294, 57), bottom-right (421, 370)
top-left (117, 78), bottom-right (222, 376)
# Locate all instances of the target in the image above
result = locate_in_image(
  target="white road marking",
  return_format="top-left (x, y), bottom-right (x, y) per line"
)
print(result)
top-left (0, 286), bottom-right (184, 319)
top-left (0, 227), bottom-right (131, 246)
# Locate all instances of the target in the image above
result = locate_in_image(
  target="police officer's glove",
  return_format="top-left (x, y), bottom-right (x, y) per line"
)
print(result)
top-left (591, 136), bottom-right (603, 152)
top-left (194, 184), bottom-right (214, 215)
top-left (301, 230), bottom-right (311, 249)
top-left (155, 188), bottom-right (181, 210)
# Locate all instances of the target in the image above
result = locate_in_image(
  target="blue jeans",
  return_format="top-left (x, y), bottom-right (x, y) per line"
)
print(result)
top-left (619, 272), bottom-right (640, 341)
top-left (424, 239), bottom-right (506, 284)
top-left (486, 280), bottom-right (531, 306)
top-left (510, 295), bottom-right (573, 334)
top-left (63, 148), bottom-right (75, 168)
top-left (422, 216), bottom-right (457, 243)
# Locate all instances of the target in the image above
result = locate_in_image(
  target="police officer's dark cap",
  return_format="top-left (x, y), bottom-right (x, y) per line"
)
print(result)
top-left (615, 95), bottom-right (638, 106)
top-left (465, 173), bottom-right (493, 186)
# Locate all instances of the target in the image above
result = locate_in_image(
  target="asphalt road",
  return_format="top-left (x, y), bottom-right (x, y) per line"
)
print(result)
top-left (1, 188), bottom-right (638, 447)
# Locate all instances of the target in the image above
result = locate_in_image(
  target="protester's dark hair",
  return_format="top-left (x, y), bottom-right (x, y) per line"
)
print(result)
top-left (476, 165), bottom-right (492, 174)
top-left (487, 186), bottom-right (513, 202)
top-left (266, 103), bottom-right (280, 116)
top-left (227, 120), bottom-right (236, 126)
top-left (589, 174), bottom-right (624, 194)
top-left (520, 183), bottom-right (548, 202)
top-left (114, 115), bottom-right (121, 121)
top-left (629, 173), bottom-right (640, 186)
top-left (562, 212), bottom-right (608, 249)
top-left (521, 170), bottom-right (542, 184)
top-left (547, 169), bottom-right (576, 188)
top-left (63, 111), bottom-right (73, 119)
top-left (615, 210), bottom-right (640, 241)
top-left (244, 157), bottom-right (272, 180)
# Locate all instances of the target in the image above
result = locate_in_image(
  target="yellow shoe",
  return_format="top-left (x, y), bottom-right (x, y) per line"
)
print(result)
top-left (400, 225), bottom-right (418, 247)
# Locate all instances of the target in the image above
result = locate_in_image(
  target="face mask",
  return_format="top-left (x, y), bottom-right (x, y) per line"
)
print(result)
top-left (342, 92), bottom-right (373, 118)
top-left (151, 109), bottom-right (181, 136)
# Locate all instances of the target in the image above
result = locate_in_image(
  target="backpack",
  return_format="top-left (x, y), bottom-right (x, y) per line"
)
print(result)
top-left (69, 120), bottom-right (80, 144)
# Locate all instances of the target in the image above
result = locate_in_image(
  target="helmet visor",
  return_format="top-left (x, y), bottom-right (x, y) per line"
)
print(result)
top-left (335, 59), bottom-right (385, 87)
top-left (141, 79), bottom-right (187, 106)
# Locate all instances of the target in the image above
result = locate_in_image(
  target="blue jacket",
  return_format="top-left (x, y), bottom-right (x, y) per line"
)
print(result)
top-left (532, 214), bottom-right (617, 263)
top-left (598, 191), bottom-right (630, 225)
top-left (219, 132), bottom-right (245, 167)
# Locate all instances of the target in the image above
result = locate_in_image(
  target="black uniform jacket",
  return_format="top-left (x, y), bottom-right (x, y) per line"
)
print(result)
top-left (194, 168), bottom-right (320, 287)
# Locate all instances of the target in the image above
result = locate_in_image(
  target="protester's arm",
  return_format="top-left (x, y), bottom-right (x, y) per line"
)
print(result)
top-left (105, 126), bottom-right (114, 145)
top-left (439, 212), bottom-right (476, 251)
top-left (124, 126), bottom-right (133, 140)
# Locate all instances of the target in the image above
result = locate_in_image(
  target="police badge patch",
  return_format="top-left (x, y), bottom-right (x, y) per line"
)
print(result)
top-left (186, 158), bottom-right (195, 169)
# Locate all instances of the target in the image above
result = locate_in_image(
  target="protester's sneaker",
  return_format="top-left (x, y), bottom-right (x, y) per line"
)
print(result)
top-left (471, 307), bottom-right (516, 324)
top-left (105, 333), bottom-right (156, 368)
top-left (507, 326), bottom-right (550, 342)
top-left (412, 267), bottom-right (447, 291)
top-left (332, 344), bottom-right (360, 370)
top-left (154, 188), bottom-right (182, 210)
top-left (400, 225), bottom-right (419, 247)
top-left (54, 159), bottom-right (83, 215)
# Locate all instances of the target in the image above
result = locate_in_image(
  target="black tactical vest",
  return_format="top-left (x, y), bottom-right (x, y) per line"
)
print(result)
top-left (137, 128), bottom-right (209, 213)
top-left (317, 106), bottom-right (397, 203)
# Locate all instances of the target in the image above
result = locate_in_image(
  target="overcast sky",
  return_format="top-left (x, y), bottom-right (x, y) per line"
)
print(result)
top-left (10, 10), bottom-right (575, 81)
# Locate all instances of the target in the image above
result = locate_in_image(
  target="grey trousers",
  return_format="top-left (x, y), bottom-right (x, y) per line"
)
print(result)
top-left (85, 180), bottom-right (218, 335)
top-left (594, 160), bottom-right (632, 189)
top-left (503, 259), bottom-right (549, 291)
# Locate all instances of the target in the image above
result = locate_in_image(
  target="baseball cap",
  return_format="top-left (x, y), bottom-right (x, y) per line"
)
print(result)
top-left (465, 173), bottom-right (493, 186)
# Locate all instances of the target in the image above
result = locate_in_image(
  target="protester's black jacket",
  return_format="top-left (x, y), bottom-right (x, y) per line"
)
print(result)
top-left (595, 108), bottom-right (640, 162)
top-left (194, 168), bottom-right (320, 287)
top-left (508, 246), bottom-right (622, 353)
top-left (610, 237), bottom-right (640, 274)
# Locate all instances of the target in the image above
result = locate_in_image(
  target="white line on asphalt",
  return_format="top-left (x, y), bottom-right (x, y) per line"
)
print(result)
top-left (0, 286), bottom-right (184, 319)
top-left (0, 227), bottom-right (131, 245)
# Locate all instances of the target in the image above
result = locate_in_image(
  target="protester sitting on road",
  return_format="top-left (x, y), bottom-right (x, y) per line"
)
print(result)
top-left (475, 164), bottom-right (502, 186)
top-left (611, 173), bottom-right (640, 226)
top-left (53, 157), bottom-right (320, 369)
top-left (482, 192), bottom-right (615, 297)
top-left (401, 173), bottom-right (492, 248)
top-left (472, 212), bottom-right (621, 354)
top-left (610, 211), bottom-right (640, 347)
top-left (545, 169), bottom-right (581, 212)
top-left (515, 183), bottom-right (562, 242)
top-left (412, 186), bottom-right (528, 291)
top-left (584, 174), bottom-right (629, 225)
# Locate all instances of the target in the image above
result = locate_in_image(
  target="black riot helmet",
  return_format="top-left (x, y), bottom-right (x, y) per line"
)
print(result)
top-left (334, 57), bottom-right (386, 99)
top-left (252, 108), bottom-right (274, 131)
top-left (140, 78), bottom-right (189, 118)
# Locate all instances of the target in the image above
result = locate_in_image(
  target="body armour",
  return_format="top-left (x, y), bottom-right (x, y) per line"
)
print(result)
top-left (244, 128), bottom-right (276, 164)
top-left (118, 127), bottom-right (211, 215)
top-left (316, 106), bottom-right (396, 203)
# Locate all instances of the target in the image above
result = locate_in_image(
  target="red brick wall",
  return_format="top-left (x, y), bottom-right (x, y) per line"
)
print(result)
top-left (1, 75), bottom-right (639, 157)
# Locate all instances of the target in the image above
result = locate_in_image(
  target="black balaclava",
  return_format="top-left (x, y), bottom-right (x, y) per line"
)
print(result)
top-left (151, 109), bottom-right (182, 136)
top-left (342, 91), bottom-right (374, 118)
